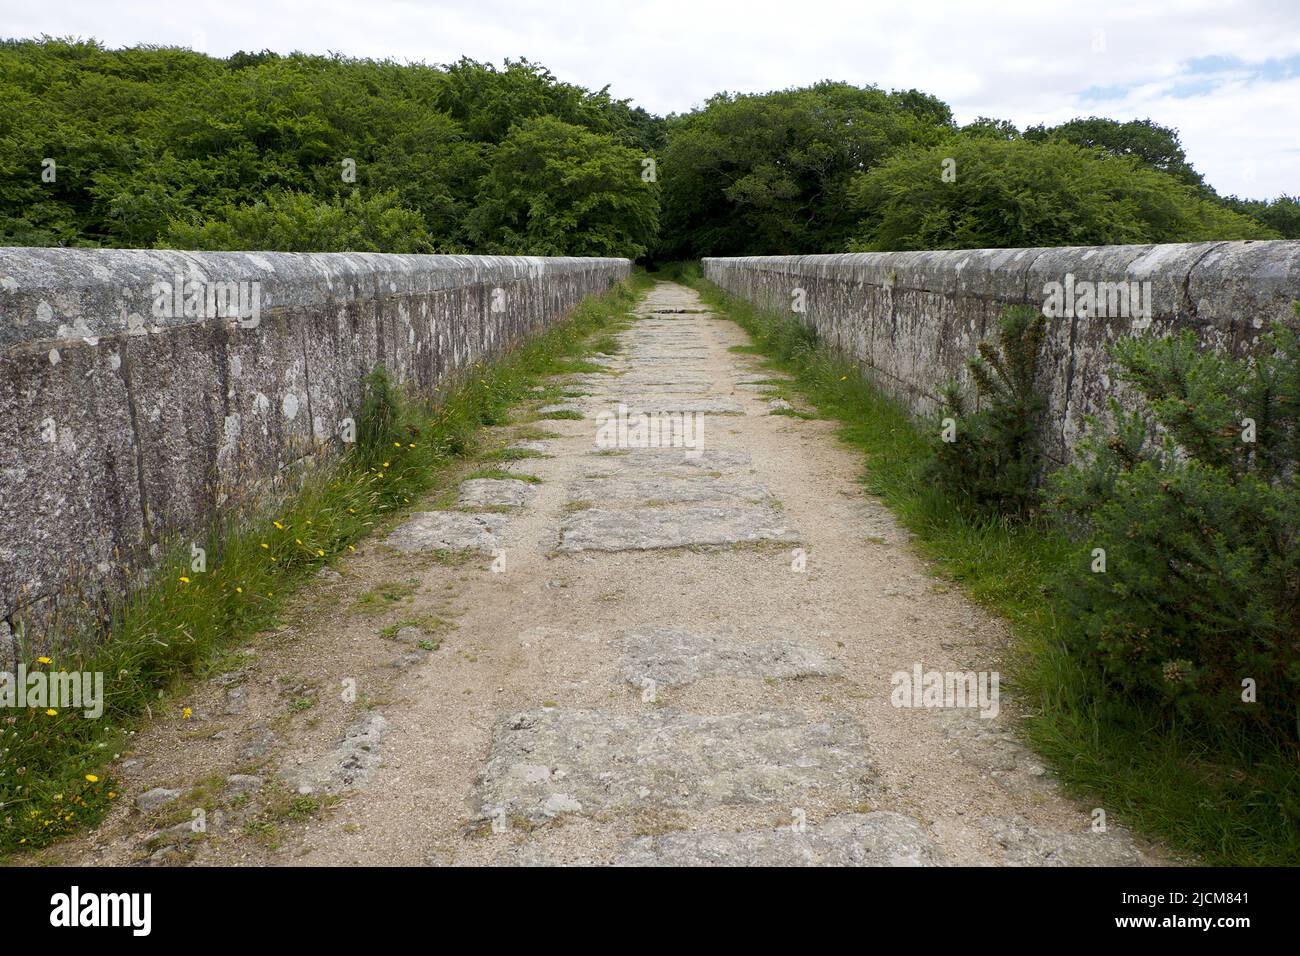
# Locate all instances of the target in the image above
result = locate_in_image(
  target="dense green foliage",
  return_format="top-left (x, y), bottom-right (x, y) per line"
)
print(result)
top-left (466, 116), bottom-right (658, 257)
top-left (3, 37), bottom-right (1295, 256)
top-left (0, 39), bottom-right (657, 256)
top-left (163, 189), bottom-right (436, 252)
top-left (1024, 116), bottom-right (1206, 188)
top-left (1050, 312), bottom-right (1300, 742)
top-left (929, 307), bottom-right (1048, 519)
top-left (846, 138), bottom-right (1273, 251)
top-left (1221, 194), bottom-right (1300, 239)
top-left (655, 82), bottom-right (952, 258)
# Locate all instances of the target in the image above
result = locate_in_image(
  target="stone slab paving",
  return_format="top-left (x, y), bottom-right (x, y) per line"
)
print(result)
top-left (612, 626), bottom-right (840, 687)
top-left (983, 816), bottom-right (1147, 867)
top-left (557, 504), bottom-right (798, 552)
top-left (503, 441), bottom-right (551, 455)
top-left (594, 397), bottom-right (745, 415)
top-left (472, 708), bottom-right (875, 825)
top-left (566, 475), bottom-right (772, 507)
top-left (565, 374), bottom-right (714, 390)
top-left (282, 712), bottom-right (388, 796)
top-left (616, 812), bottom-right (945, 866)
top-left (457, 478), bottom-right (538, 508)
top-left (580, 448), bottom-right (755, 476)
top-left (385, 511), bottom-right (504, 554)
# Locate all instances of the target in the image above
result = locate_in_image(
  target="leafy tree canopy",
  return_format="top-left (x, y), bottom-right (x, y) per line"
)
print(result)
top-left (656, 81), bottom-right (954, 259)
top-left (0, 38), bottom-right (1291, 256)
top-left (846, 137), bottom-right (1275, 251)
top-left (467, 116), bottom-right (658, 258)
top-left (1024, 116), bottom-right (1204, 188)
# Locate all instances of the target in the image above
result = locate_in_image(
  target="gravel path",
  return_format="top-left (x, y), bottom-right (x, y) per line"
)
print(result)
top-left (38, 281), bottom-right (1166, 867)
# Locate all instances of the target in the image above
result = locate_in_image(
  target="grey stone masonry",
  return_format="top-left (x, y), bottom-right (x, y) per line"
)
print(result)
top-left (704, 241), bottom-right (1300, 466)
top-left (0, 249), bottom-right (628, 639)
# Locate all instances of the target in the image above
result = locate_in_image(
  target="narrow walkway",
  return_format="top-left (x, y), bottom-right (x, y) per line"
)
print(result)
top-left (46, 281), bottom-right (1161, 866)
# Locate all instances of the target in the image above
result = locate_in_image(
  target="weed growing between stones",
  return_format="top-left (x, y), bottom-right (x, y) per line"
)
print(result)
top-left (683, 270), bottom-right (1300, 866)
top-left (0, 273), bottom-right (649, 857)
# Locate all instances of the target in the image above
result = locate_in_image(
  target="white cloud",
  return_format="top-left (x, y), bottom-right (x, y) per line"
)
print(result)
top-left (6, 0), bottom-right (1299, 197)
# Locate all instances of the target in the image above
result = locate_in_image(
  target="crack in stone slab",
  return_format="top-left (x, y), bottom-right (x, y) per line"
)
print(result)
top-left (472, 708), bottom-right (875, 825)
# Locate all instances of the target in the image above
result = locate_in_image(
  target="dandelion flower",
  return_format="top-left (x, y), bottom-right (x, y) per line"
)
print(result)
top-left (179, 576), bottom-right (190, 584)
top-left (182, 707), bottom-right (192, 719)
top-left (260, 542), bottom-right (269, 549)
top-left (235, 586), bottom-right (243, 594)
top-left (85, 774), bottom-right (99, 783)
top-left (37, 656), bottom-right (52, 665)
top-left (46, 708), bottom-right (57, 716)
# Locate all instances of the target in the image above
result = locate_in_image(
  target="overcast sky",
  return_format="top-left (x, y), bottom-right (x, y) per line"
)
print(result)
top-left (5, 0), bottom-right (1298, 199)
